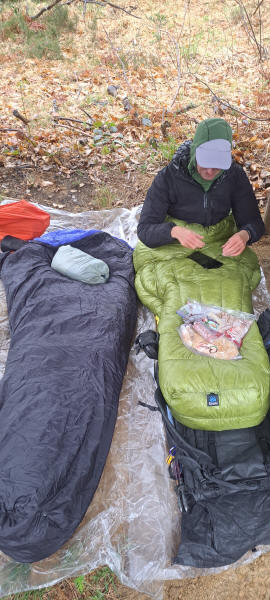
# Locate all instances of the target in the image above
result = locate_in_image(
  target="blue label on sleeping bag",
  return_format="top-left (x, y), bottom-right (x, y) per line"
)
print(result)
top-left (207, 393), bottom-right (219, 406)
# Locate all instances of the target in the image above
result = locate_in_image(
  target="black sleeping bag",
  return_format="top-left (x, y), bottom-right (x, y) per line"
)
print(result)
top-left (0, 231), bottom-right (137, 563)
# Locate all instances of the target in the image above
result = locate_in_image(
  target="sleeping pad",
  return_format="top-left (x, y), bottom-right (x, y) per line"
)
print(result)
top-left (133, 215), bottom-right (270, 431)
top-left (0, 231), bottom-right (137, 563)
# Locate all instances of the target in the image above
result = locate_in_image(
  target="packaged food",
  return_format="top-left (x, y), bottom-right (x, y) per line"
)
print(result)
top-left (177, 300), bottom-right (255, 360)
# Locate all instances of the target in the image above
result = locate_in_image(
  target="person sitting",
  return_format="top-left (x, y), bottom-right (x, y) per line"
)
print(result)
top-left (137, 117), bottom-right (265, 256)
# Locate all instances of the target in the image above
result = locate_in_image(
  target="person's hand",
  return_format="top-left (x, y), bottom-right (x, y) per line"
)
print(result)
top-left (171, 225), bottom-right (205, 249)
top-left (222, 230), bottom-right (249, 257)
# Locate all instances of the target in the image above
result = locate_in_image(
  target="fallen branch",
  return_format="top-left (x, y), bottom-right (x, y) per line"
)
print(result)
top-left (13, 110), bottom-right (29, 125)
top-left (0, 128), bottom-right (35, 146)
top-left (0, 128), bottom-right (25, 133)
top-left (53, 116), bottom-right (91, 126)
top-left (39, 0), bottom-right (140, 18)
top-left (80, 0), bottom-right (141, 18)
top-left (193, 75), bottom-right (270, 122)
top-left (53, 122), bottom-right (92, 136)
top-left (30, 0), bottom-right (62, 19)
top-left (6, 164), bottom-right (34, 169)
top-left (79, 107), bottom-right (93, 121)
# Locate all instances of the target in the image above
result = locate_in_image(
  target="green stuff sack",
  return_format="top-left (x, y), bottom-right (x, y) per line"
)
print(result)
top-left (133, 215), bottom-right (270, 431)
top-left (51, 244), bottom-right (109, 284)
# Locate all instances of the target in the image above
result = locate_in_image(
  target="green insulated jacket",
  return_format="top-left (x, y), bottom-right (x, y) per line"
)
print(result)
top-left (134, 216), bottom-right (270, 431)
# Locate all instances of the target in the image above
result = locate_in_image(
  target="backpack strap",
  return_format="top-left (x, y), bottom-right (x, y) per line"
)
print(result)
top-left (257, 309), bottom-right (270, 356)
top-left (134, 330), bottom-right (159, 359)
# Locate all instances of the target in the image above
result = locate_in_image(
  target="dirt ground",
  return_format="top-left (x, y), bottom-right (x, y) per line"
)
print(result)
top-left (0, 162), bottom-right (151, 213)
top-left (1, 166), bottom-right (270, 600)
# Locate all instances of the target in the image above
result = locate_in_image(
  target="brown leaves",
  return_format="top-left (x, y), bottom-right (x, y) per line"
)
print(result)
top-left (23, 14), bottom-right (45, 31)
top-left (28, 21), bottom-right (46, 32)
top-left (232, 149), bottom-right (244, 163)
top-left (41, 180), bottom-right (54, 187)
top-left (0, 0), bottom-right (269, 195)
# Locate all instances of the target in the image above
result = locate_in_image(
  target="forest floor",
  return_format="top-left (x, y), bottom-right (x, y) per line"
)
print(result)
top-left (2, 164), bottom-right (270, 600)
top-left (1, 0), bottom-right (270, 598)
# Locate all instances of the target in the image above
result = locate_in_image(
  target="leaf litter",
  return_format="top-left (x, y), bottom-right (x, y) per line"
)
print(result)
top-left (0, 0), bottom-right (269, 212)
top-left (1, 2), bottom-right (270, 600)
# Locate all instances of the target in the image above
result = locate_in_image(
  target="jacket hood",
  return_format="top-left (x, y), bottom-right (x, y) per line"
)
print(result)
top-left (188, 118), bottom-right (233, 191)
top-left (171, 118), bottom-right (233, 172)
top-left (171, 139), bottom-right (230, 191)
top-left (189, 118), bottom-right (232, 174)
top-left (191, 118), bottom-right (232, 152)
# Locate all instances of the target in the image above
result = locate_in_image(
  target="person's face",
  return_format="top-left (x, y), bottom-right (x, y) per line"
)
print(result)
top-left (196, 163), bottom-right (221, 180)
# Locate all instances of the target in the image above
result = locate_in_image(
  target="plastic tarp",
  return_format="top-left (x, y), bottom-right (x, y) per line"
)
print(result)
top-left (0, 201), bottom-right (270, 599)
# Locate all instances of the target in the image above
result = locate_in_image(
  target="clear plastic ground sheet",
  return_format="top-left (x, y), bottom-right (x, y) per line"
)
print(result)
top-left (0, 202), bottom-right (270, 600)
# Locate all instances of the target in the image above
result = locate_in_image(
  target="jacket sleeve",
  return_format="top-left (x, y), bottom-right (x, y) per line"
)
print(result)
top-left (231, 164), bottom-right (265, 243)
top-left (137, 167), bottom-right (176, 247)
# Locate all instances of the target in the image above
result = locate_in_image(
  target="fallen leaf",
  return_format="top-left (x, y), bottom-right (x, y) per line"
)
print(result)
top-left (250, 164), bottom-right (258, 173)
top-left (119, 162), bottom-right (129, 172)
top-left (41, 180), bottom-right (53, 187)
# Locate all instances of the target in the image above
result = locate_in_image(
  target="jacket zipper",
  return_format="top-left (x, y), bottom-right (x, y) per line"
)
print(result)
top-left (203, 192), bottom-right (210, 227)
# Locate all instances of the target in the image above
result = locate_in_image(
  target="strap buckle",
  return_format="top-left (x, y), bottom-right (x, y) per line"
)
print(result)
top-left (134, 330), bottom-right (159, 359)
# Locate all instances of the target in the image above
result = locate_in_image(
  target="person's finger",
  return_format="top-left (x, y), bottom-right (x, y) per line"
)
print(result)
top-left (188, 234), bottom-right (204, 244)
top-left (222, 240), bottom-right (235, 250)
top-left (223, 248), bottom-right (242, 256)
top-left (223, 243), bottom-right (244, 256)
top-left (222, 234), bottom-right (238, 246)
top-left (223, 247), bottom-right (239, 255)
top-left (192, 234), bottom-right (204, 242)
top-left (222, 233), bottom-right (246, 250)
top-left (222, 240), bottom-right (242, 253)
top-left (223, 243), bottom-right (239, 252)
top-left (188, 241), bottom-right (205, 248)
top-left (183, 238), bottom-right (203, 249)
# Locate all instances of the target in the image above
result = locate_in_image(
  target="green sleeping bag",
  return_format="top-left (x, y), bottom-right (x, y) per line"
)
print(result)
top-left (133, 215), bottom-right (270, 431)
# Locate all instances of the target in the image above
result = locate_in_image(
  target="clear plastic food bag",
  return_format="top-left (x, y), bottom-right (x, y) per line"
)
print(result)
top-left (177, 300), bottom-right (256, 360)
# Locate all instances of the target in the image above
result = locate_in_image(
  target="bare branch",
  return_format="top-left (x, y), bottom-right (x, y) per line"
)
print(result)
top-left (170, 39), bottom-right (182, 108)
top-left (53, 116), bottom-right (91, 126)
top-left (234, 0), bottom-right (264, 60)
top-left (102, 25), bottom-right (132, 93)
top-left (79, 107), bottom-right (93, 121)
top-left (30, 0), bottom-right (63, 20)
top-left (53, 122), bottom-right (92, 136)
top-left (253, 0), bottom-right (264, 16)
top-left (166, 0), bottom-right (190, 109)
top-left (193, 75), bottom-right (270, 122)
top-left (79, 0), bottom-right (141, 18)
top-left (259, 3), bottom-right (262, 57)
top-left (161, 107), bottom-right (165, 125)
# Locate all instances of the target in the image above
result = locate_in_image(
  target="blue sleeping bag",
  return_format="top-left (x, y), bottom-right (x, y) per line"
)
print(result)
top-left (0, 231), bottom-right (137, 562)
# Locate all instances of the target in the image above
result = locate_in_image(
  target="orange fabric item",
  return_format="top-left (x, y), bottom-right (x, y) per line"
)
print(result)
top-left (0, 200), bottom-right (50, 241)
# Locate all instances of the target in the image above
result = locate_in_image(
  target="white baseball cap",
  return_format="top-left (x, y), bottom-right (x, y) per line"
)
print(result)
top-left (196, 138), bottom-right (232, 170)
